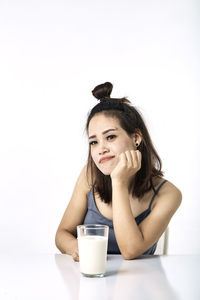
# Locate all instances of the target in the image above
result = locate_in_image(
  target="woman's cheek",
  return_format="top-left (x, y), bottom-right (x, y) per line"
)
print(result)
top-left (91, 153), bottom-right (98, 167)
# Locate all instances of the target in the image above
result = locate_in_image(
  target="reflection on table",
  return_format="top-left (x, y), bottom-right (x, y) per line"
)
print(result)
top-left (0, 253), bottom-right (199, 299)
top-left (55, 254), bottom-right (200, 300)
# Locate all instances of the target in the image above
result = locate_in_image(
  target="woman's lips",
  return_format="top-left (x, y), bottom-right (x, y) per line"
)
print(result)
top-left (99, 156), bottom-right (115, 164)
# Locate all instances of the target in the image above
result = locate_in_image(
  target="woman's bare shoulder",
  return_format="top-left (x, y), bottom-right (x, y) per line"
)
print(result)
top-left (153, 176), bottom-right (181, 193)
top-left (56, 165), bottom-right (92, 234)
top-left (76, 164), bottom-right (93, 193)
top-left (160, 178), bottom-right (181, 196)
top-left (152, 177), bottom-right (182, 209)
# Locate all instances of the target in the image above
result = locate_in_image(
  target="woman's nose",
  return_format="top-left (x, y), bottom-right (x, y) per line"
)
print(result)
top-left (98, 141), bottom-right (109, 155)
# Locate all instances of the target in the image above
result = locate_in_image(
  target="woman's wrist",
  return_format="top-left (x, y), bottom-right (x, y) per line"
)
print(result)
top-left (111, 178), bottom-right (129, 189)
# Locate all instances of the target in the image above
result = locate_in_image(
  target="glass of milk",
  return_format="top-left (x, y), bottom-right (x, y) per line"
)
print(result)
top-left (77, 224), bottom-right (109, 278)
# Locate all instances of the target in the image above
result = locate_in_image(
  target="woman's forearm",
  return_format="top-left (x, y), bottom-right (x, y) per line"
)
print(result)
top-left (112, 180), bottom-right (144, 259)
top-left (55, 229), bottom-right (78, 255)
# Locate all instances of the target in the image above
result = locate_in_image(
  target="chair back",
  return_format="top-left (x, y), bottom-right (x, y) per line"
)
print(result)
top-left (154, 228), bottom-right (169, 255)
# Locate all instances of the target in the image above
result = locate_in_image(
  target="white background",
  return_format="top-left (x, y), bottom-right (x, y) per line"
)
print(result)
top-left (0, 0), bottom-right (199, 255)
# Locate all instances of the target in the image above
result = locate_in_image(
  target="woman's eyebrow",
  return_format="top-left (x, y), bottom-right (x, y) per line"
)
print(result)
top-left (89, 128), bottom-right (118, 140)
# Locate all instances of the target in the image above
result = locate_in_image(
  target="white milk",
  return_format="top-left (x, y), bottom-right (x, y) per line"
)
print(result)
top-left (78, 235), bottom-right (108, 275)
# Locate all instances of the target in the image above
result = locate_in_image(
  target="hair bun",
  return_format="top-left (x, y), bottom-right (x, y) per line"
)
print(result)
top-left (92, 82), bottom-right (113, 101)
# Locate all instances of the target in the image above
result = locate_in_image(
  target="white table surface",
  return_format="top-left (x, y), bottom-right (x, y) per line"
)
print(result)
top-left (0, 253), bottom-right (199, 300)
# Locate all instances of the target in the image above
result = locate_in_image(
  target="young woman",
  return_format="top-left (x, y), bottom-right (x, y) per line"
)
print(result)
top-left (55, 82), bottom-right (182, 260)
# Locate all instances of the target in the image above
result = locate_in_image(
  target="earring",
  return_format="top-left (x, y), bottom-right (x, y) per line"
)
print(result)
top-left (136, 142), bottom-right (139, 148)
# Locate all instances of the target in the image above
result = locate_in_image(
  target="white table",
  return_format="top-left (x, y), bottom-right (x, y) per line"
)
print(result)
top-left (0, 253), bottom-right (199, 299)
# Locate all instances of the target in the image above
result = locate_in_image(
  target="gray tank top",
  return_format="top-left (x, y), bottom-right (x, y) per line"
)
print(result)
top-left (83, 180), bottom-right (167, 255)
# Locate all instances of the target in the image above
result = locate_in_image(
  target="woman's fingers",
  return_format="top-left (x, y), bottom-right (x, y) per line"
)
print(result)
top-left (130, 150), bottom-right (138, 168)
top-left (119, 152), bottom-right (127, 166)
top-left (111, 150), bottom-right (142, 182)
top-left (136, 150), bottom-right (142, 169)
top-left (123, 150), bottom-right (141, 170)
top-left (72, 251), bottom-right (79, 262)
top-left (125, 150), bottom-right (132, 166)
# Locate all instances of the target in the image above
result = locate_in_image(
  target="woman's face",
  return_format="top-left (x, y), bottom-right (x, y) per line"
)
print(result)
top-left (88, 113), bottom-right (137, 175)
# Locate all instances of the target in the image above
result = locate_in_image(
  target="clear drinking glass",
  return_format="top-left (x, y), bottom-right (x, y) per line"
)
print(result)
top-left (77, 224), bottom-right (109, 278)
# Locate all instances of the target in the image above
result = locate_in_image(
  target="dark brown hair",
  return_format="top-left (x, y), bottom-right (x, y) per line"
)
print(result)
top-left (86, 82), bottom-right (163, 203)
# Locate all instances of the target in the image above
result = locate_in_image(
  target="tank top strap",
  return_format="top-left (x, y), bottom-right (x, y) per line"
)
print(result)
top-left (149, 180), bottom-right (168, 210)
top-left (87, 188), bottom-right (96, 210)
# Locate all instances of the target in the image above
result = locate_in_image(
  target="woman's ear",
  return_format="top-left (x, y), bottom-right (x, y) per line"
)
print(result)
top-left (132, 130), bottom-right (142, 148)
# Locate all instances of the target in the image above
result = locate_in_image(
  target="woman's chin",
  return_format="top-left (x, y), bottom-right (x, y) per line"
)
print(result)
top-left (98, 166), bottom-right (113, 176)
top-left (101, 171), bottom-right (111, 176)
top-left (96, 160), bottom-right (117, 176)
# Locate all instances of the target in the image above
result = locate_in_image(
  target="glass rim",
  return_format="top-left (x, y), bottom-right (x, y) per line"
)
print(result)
top-left (77, 224), bottom-right (109, 230)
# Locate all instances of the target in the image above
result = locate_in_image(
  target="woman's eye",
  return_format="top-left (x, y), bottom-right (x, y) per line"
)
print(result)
top-left (89, 141), bottom-right (97, 146)
top-left (107, 135), bottom-right (116, 140)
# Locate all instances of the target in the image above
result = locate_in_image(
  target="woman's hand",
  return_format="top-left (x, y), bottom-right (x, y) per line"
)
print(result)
top-left (111, 150), bottom-right (142, 186)
top-left (72, 249), bottom-right (79, 262)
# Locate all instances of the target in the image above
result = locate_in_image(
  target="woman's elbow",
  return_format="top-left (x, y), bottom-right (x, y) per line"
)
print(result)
top-left (121, 248), bottom-right (141, 260)
top-left (55, 230), bottom-right (59, 248)
top-left (55, 229), bottom-right (62, 251)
